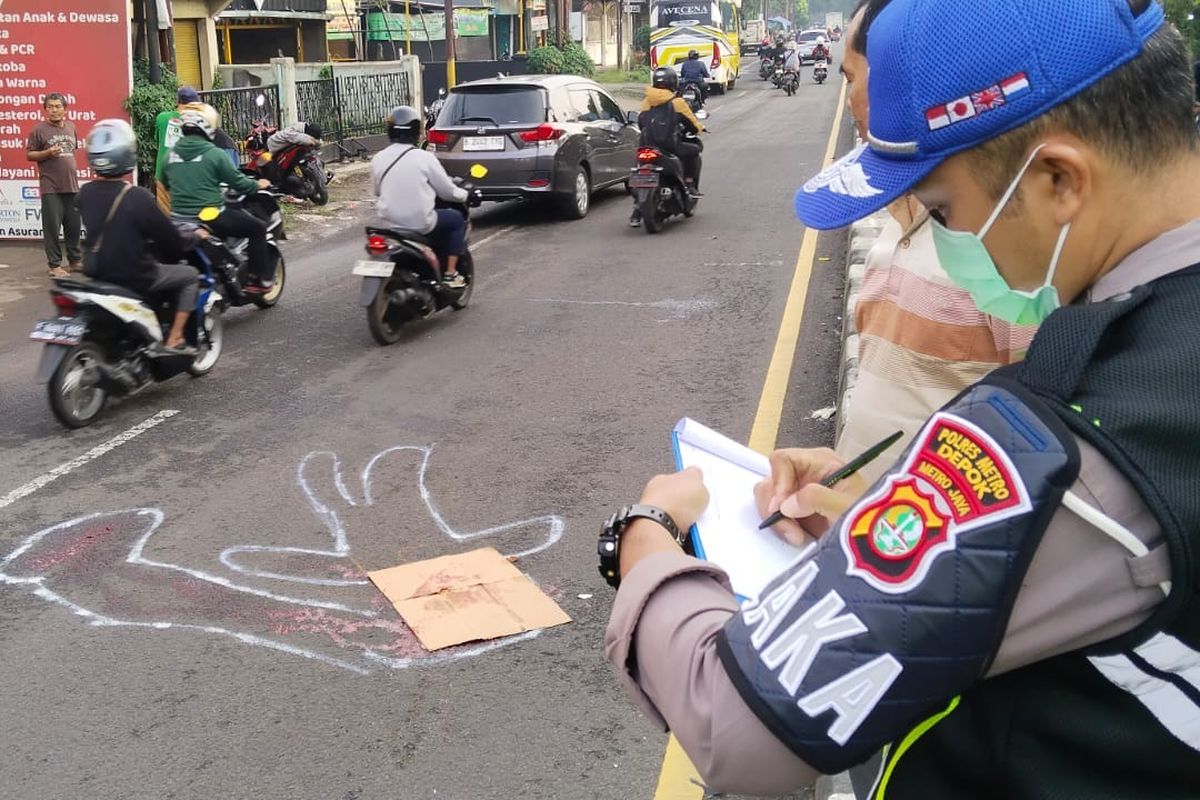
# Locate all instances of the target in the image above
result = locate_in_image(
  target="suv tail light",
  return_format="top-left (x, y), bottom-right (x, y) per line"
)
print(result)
top-left (366, 235), bottom-right (389, 255)
top-left (637, 148), bottom-right (659, 162)
top-left (519, 124), bottom-right (565, 143)
top-left (426, 129), bottom-right (449, 145)
top-left (52, 293), bottom-right (76, 315)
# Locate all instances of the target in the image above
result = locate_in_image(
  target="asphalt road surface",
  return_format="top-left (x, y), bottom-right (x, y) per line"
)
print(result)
top-left (0, 61), bottom-right (853, 800)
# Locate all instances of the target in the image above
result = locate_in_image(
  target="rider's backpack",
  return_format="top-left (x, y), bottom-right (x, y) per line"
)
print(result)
top-left (639, 102), bottom-right (680, 153)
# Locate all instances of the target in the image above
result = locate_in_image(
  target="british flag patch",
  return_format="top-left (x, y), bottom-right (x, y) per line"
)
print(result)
top-left (926, 72), bottom-right (1031, 131)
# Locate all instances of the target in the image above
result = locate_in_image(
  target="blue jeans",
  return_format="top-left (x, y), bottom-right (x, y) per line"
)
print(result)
top-left (428, 208), bottom-right (466, 272)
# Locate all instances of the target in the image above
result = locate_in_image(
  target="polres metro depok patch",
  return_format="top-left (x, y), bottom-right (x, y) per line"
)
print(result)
top-left (841, 413), bottom-right (1032, 594)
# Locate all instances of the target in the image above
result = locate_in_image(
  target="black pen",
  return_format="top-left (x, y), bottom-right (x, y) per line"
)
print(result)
top-left (757, 430), bottom-right (905, 530)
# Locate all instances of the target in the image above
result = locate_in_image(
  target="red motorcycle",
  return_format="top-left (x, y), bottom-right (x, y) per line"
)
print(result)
top-left (244, 116), bottom-right (331, 206)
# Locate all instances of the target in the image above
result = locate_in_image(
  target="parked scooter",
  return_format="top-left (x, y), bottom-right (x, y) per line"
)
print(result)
top-left (353, 167), bottom-right (484, 346)
top-left (243, 94), bottom-right (331, 205)
top-left (629, 136), bottom-right (700, 234)
top-left (32, 267), bottom-right (223, 429)
top-left (813, 59), bottom-right (829, 84)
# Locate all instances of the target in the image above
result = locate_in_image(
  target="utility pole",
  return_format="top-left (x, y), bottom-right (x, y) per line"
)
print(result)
top-left (615, 0), bottom-right (623, 70)
top-left (145, 0), bottom-right (162, 83)
top-left (445, 0), bottom-right (457, 88)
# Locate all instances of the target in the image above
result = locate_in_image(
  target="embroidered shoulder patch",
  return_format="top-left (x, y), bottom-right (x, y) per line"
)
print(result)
top-left (841, 412), bottom-right (1031, 593)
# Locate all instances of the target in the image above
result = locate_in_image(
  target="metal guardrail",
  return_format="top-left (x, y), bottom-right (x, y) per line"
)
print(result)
top-left (296, 71), bottom-right (414, 160)
top-left (198, 85), bottom-right (281, 163)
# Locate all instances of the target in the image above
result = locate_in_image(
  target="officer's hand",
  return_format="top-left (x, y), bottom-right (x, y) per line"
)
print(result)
top-left (753, 448), bottom-right (867, 545)
top-left (639, 466), bottom-right (710, 535)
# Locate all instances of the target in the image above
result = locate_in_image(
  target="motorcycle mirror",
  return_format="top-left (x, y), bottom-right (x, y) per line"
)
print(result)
top-left (469, 164), bottom-right (488, 180)
top-left (254, 94), bottom-right (266, 108)
top-left (438, 88), bottom-right (447, 98)
top-left (198, 207), bottom-right (220, 222)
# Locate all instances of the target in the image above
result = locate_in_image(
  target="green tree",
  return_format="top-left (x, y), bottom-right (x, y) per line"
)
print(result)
top-left (1163, 0), bottom-right (1200, 57)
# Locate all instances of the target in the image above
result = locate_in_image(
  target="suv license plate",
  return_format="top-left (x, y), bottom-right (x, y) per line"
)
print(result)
top-left (463, 136), bottom-right (505, 152)
top-left (30, 318), bottom-right (85, 345)
top-left (629, 172), bottom-right (660, 189)
top-left (352, 260), bottom-right (394, 277)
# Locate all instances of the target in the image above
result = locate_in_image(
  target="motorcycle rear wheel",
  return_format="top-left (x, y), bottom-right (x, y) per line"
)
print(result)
top-left (367, 278), bottom-right (405, 346)
top-left (252, 253), bottom-right (286, 309)
top-left (640, 194), bottom-right (663, 234)
top-left (48, 342), bottom-right (107, 429)
top-left (304, 163), bottom-right (329, 206)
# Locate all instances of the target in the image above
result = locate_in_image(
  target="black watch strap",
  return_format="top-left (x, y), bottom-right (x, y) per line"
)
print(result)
top-left (598, 504), bottom-right (687, 589)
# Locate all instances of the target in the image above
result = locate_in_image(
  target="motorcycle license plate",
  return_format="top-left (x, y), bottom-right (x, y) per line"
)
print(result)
top-left (463, 136), bottom-right (505, 152)
top-left (352, 260), bottom-right (394, 277)
top-left (629, 172), bottom-right (660, 189)
top-left (30, 317), bottom-right (85, 345)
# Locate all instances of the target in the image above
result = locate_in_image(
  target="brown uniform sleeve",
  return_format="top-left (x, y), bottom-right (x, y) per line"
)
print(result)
top-left (605, 437), bottom-right (1169, 795)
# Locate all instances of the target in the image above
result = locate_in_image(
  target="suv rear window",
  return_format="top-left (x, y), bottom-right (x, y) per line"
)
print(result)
top-left (440, 87), bottom-right (546, 126)
top-left (798, 31), bottom-right (823, 42)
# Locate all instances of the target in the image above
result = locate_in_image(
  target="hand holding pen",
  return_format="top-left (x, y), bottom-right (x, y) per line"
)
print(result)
top-left (752, 431), bottom-right (904, 547)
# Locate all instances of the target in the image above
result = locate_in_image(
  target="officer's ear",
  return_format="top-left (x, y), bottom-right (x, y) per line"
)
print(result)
top-left (1030, 141), bottom-right (1090, 229)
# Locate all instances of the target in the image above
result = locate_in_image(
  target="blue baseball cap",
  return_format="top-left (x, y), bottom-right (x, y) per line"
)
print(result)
top-left (795, 0), bottom-right (1165, 230)
top-left (178, 86), bottom-right (200, 104)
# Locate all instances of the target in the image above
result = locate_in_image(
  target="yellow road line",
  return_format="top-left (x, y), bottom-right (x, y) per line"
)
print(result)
top-left (651, 77), bottom-right (849, 799)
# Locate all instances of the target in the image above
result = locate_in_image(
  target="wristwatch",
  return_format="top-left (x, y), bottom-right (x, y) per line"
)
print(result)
top-left (598, 504), bottom-right (687, 589)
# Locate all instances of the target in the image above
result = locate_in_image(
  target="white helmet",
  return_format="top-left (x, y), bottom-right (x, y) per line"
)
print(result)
top-left (178, 103), bottom-right (220, 141)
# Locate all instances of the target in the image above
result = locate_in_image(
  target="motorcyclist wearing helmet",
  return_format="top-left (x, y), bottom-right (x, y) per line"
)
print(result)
top-left (783, 40), bottom-right (802, 74)
top-left (630, 66), bottom-right (705, 226)
top-left (163, 103), bottom-right (276, 292)
top-left (77, 119), bottom-right (207, 354)
top-left (371, 105), bottom-right (472, 288)
top-left (679, 49), bottom-right (710, 106)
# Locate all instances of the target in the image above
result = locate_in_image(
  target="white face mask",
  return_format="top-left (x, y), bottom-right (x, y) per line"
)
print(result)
top-left (929, 144), bottom-right (1072, 326)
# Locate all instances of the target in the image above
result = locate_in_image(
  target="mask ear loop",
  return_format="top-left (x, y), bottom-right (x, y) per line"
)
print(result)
top-left (1042, 221), bottom-right (1072, 289)
top-left (977, 143), bottom-right (1047, 240)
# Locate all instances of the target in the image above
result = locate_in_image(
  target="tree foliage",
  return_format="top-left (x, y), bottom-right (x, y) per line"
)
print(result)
top-left (1163, 0), bottom-right (1200, 57)
top-left (124, 59), bottom-right (179, 179)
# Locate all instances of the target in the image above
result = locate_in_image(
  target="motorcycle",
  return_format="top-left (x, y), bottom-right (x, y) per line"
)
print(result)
top-left (782, 69), bottom-right (800, 95)
top-left (32, 263), bottom-right (224, 429)
top-left (353, 168), bottom-right (485, 346)
top-left (183, 189), bottom-right (288, 311)
top-left (680, 80), bottom-right (704, 115)
top-left (425, 87), bottom-right (446, 132)
top-left (629, 137), bottom-right (700, 234)
top-left (758, 55), bottom-right (774, 80)
top-left (243, 94), bottom-right (331, 206)
top-left (772, 65), bottom-right (785, 88)
top-left (813, 59), bottom-right (829, 84)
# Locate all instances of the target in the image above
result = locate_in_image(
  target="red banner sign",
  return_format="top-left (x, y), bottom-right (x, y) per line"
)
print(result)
top-left (0, 0), bottom-right (131, 239)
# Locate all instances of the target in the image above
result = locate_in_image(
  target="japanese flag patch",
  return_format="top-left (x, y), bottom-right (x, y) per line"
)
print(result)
top-left (840, 412), bottom-right (1032, 594)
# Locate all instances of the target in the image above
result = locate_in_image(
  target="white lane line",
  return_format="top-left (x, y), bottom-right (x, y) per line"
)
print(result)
top-left (0, 409), bottom-right (179, 511)
top-left (473, 224), bottom-right (516, 250)
top-left (738, 90), bottom-right (748, 98)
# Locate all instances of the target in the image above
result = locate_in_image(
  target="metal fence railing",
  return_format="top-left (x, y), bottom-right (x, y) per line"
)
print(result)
top-left (198, 85), bottom-right (281, 163)
top-left (296, 71), bottom-right (414, 160)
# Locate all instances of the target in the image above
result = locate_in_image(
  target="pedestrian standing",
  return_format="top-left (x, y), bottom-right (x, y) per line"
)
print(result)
top-left (26, 93), bottom-right (81, 278)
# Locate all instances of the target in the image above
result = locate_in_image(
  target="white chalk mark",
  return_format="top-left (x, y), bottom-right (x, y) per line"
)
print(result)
top-left (472, 225), bottom-right (516, 251)
top-left (0, 409), bottom-right (179, 511)
top-left (699, 260), bottom-right (785, 268)
top-left (0, 444), bottom-right (568, 674)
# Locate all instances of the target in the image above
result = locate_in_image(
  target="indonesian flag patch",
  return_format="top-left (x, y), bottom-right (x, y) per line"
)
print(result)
top-left (840, 412), bottom-right (1032, 594)
top-left (925, 72), bottom-right (1031, 131)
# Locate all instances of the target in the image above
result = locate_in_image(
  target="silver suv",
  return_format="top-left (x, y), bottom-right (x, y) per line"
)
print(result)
top-left (428, 75), bottom-right (641, 219)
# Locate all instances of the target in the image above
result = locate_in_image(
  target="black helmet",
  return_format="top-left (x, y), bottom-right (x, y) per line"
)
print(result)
top-left (387, 105), bottom-right (422, 144)
top-left (304, 121), bottom-right (323, 140)
top-left (652, 66), bottom-right (679, 92)
top-left (687, 49), bottom-right (700, 59)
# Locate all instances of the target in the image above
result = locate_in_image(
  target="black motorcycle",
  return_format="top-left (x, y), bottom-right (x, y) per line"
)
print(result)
top-left (354, 179), bottom-right (483, 345)
top-left (184, 189), bottom-right (287, 310)
top-left (629, 137), bottom-right (700, 234)
top-left (680, 80), bottom-right (704, 114)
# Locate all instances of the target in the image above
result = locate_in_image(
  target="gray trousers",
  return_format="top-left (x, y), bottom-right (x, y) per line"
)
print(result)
top-left (147, 263), bottom-right (200, 314)
top-left (42, 192), bottom-right (82, 266)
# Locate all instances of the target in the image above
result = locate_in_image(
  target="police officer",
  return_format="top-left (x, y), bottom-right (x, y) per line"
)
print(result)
top-left (601, 0), bottom-right (1200, 796)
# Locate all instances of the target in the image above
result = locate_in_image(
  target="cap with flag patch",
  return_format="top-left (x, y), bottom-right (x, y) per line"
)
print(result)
top-left (795, 0), bottom-right (1165, 230)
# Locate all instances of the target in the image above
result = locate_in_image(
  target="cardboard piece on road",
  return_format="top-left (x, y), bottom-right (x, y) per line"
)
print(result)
top-left (368, 547), bottom-right (571, 651)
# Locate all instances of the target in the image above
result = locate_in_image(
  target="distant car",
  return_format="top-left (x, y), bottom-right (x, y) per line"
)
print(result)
top-left (427, 75), bottom-right (641, 220)
top-left (797, 28), bottom-right (834, 64)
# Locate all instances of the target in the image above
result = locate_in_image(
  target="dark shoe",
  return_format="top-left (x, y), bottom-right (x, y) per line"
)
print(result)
top-left (687, 188), bottom-right (704, 198)
top-left (443, 272), bottom-right (467, 289)
top-left (629, 211), bottom-right (642, 227)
